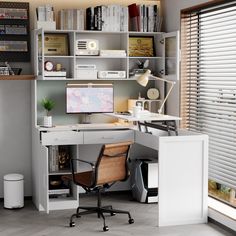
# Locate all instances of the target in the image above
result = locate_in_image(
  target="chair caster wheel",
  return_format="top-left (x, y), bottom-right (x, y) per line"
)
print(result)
top-left (70, 222), bottom-right (75, 227)
top-left (129, 218), bottom-right (134, 224)
top-left (103, 226), bottom-right (109, 231)
top-left (111, 212), bottom-right (116, 216)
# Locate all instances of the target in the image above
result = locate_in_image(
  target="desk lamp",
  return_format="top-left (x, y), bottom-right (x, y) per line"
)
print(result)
top-left (136, 69), bottom-right (175, 114)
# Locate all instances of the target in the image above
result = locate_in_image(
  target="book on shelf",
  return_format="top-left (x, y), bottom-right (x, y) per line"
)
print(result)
top-left (59, 9), bottom-right (85, 30)
top-left (49, 146), bottom-right (59, 172)
top-left (36, 5), bottom-right (54, 22)
top-left (128, 3), bottom-right (161, 32)
top-left (58, 5), bottom-right (128, 32)
top-left (128, 3), bottom-right (140, 31)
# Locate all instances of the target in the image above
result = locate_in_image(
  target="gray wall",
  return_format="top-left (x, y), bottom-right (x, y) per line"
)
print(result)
top-left (162, 0), bottom-right (209, 116)
top-left (0, 0), bottom-right (210, 198)
top-left (0, 78), bottom-right (32, 197)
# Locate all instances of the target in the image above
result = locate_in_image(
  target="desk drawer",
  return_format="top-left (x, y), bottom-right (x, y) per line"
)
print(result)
top-left (84, 130), bottom-right (134, 144)
top-left (41, 131), bottom-right (83, 145)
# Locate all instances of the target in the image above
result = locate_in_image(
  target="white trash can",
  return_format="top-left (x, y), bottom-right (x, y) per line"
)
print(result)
top-left (4, 173), bottom-right (24, 209)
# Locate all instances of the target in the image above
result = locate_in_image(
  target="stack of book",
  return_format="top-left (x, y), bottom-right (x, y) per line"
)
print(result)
top-left (86, 5), bottom-right (128, 32)
top-left (59, 9), bottom-right (85, 30)
top-left (49, 146), bottom-right (59, 172)
top-left (36, 5), bottom-right (54, 22)
top-left (36, 5), bottom-right (56, 30)
top-left (128, 3), bottom-right (161, 32)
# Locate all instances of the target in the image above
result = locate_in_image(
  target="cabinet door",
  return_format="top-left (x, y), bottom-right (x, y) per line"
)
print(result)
top-left (34, 28), bottom-right (45, 79)
top-left (163, 31), bottom-right (180, 81)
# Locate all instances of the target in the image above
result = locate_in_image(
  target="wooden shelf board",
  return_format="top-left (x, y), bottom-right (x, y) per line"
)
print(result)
top-left (0, 75), bottom-right (35, 80)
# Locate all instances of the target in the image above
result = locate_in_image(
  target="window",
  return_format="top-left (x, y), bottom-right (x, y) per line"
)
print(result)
top-left (181, 0), bottom-right (236, 213)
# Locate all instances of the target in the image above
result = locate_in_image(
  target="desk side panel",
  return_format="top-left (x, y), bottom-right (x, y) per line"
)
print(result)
top-left (158, 134), bottom-right (208, 226)
top-left (32, 128), bottom-right (49, 213)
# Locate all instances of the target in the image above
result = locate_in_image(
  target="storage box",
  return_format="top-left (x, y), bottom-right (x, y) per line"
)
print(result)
top-left (36, 21), bottom-right (56, 30)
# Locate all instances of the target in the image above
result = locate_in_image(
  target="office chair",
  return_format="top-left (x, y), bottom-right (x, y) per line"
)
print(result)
top-left (63, 141), bottom-right (134, 232)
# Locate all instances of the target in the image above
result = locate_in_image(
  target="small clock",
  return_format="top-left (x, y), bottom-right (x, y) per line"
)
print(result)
top-left (147, 88), bottom-right (159, 100)
top-left (44, 61), bottom-right (54, 71)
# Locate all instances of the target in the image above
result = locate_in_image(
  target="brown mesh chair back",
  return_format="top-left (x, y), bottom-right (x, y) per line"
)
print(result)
top-left (95, 141), bottom-right (132, 186)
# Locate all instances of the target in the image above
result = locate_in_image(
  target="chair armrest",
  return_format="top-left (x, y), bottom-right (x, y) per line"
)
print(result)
top-left (71, 158), bottom-right (95, 168)
top-left (70, 158), bottom-right (95, 181)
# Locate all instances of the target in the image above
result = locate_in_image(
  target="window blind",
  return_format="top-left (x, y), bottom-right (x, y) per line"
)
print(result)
top-left (181, 1), bottom-right (236, 190)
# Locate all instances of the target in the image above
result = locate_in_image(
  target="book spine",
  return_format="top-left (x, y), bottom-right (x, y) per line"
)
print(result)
top-left (86, 7), bottom-right (94, 30)
top-left (94, 6), bottom-right (98, 30)
top-left (123, 7), bottom-right (128, 32)
top-left (73, 9), bottom-right (77, 30)
top-left (37, 6), bottom-right (45, 21)
top-left (128, 3), bottom-right (139, 31)
top-left (80, 9), bottom-right (85, 30)
top-left (154, 5), bottom-right (159, 32)
top-left (101, 5), bottom-right (106, 31)
top-left (97, 6), bottom-right (102, 31)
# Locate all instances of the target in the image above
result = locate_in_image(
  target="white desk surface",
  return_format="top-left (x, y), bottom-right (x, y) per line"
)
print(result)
top-left (38, 122), bottom-right (134, 132)
top-left (105, 112), bottom-right (181, 122)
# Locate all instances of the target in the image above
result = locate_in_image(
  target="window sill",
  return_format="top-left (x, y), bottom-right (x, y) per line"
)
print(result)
top-left (208, 197), bottom-right (236, 220)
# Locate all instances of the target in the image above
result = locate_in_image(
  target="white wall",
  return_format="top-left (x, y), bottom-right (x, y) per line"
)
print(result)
top-left (162, 0), bottom-right (210, 116)
top-left (0, 0), bottom-right (159, 198)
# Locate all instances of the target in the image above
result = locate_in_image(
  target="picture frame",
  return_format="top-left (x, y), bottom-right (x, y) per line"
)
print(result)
top-left (129, 36), bottom-right (155, 57)
top-left (43, 33), bottom-right (69, 56)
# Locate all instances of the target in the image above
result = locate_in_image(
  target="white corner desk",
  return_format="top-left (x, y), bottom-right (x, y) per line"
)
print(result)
top-left (32, 114), bottom-right (208, 227)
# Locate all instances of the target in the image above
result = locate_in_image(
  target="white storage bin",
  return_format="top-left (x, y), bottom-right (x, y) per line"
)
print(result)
top-left (4, 173), bottom-right (24, 209)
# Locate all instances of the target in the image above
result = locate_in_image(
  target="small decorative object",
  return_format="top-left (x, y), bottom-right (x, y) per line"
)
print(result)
top-left (147, 88), bottom-right (160, 100)
top-left (44, 61), bottom-right (54, 71)
top-left (41, 98), bottom-right (55, 127)
top-left (58, 146), bottom-right (70, 170)
top-left (129, 36), bottom-right (155, 57)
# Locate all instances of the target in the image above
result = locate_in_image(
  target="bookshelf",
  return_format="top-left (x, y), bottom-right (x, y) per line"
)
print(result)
top-left (31, 3), bottom-right (179, 213)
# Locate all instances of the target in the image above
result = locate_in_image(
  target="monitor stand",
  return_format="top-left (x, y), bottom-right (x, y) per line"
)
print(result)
top-left (81, 113), bottom-right (92, 124)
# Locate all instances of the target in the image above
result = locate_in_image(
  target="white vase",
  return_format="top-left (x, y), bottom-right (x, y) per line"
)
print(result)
top-left (43, 116), bottom-right (52, 127)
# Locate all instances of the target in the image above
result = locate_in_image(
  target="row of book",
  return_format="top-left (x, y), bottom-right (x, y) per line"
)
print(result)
top-left (59, 9), bottom-right (85, 31)
top-left (128, 4), bottom-right (161, 32)
top-left (58, 4), bottom-right (161, 32)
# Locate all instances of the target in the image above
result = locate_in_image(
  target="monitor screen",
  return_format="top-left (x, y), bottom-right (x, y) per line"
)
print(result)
top-left (66, 83), bottom-right (114, 114)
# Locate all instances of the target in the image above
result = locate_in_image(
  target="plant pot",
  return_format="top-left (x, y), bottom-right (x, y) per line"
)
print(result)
top-left (43, 116), bottom-right (52, 127)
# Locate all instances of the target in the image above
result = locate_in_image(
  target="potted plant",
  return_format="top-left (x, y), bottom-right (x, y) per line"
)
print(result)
top-left (41, 98), bottom-right (55, 127)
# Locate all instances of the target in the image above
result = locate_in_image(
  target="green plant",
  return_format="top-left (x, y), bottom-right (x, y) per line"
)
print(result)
top-left (41, 98), bottom-right (55, 116)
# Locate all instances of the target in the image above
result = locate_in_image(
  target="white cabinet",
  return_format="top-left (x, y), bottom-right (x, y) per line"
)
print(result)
top-left (32, 29), bottom-right (179, 126)
top-left (33, 29), bottom-right (166, 81)
top-left (33, 129), bottom-right (134, 213)
top-left (135, 129), bottom-right (208, 226)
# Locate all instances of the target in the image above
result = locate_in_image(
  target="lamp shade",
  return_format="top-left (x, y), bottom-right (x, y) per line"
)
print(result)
top-left (136, 69), bottom-right (151, 87)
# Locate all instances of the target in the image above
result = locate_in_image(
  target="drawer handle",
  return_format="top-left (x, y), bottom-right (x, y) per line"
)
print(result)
top-left (54, 138), bottom-right (68, 141)
top-left (102, 137), bottom-right (114, 139)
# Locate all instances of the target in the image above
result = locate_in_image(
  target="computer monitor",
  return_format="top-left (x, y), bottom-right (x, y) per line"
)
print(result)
top-left (66, 83), bottom-right (114, 114)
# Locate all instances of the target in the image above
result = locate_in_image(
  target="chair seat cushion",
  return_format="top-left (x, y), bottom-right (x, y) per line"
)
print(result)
top-left (62, 171), bottom-right (93, 187)
top-left (74, 171), bottom-right (93, 187)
